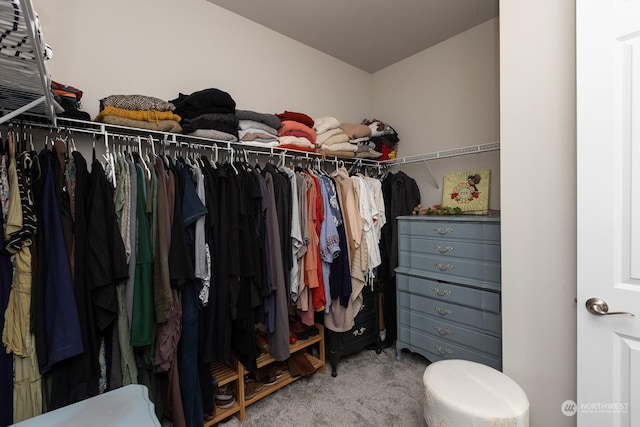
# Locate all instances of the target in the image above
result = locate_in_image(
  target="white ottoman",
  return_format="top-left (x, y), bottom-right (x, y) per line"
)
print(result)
top-left (423, 360), bottom-right (529, 427)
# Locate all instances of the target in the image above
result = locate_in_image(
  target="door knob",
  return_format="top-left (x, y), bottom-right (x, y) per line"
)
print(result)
top-left (585, 298), bottom-right (635, 317)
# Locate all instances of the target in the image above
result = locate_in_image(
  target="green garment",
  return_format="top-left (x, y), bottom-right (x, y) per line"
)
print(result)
top-left (130, 164), bottom-right (154, 346)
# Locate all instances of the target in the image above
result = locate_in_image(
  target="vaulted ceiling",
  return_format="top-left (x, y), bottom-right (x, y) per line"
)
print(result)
top-left (206, 0), bottom-right (499, 73)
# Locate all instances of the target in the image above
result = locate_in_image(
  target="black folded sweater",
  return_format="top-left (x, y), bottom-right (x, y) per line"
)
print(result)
top-left (171, 87), bottom-right (236, 120)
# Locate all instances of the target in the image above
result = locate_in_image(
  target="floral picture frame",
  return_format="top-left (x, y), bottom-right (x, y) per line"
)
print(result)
top-left (441, 169), bottom-right (491, 215)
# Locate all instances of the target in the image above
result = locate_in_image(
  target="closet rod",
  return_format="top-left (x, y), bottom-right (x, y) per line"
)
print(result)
top-left (16, 116), bottom-right (383, 168)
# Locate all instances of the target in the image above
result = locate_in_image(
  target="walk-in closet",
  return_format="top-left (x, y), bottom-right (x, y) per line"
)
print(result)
top-left (1, 0), bottom-right (584, 426)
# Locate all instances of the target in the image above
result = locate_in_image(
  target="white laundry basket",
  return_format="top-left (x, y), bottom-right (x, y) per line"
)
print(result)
top-left (423, 359), bottom-right (529, 427)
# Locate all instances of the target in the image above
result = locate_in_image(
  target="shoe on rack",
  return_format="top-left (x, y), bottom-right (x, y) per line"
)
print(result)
top-left (215, 384), bottom-right (236, 409)
top-left (288, 351), bottom-right (316, 378)
top-left (290, 320), bottom-right (311, 340)
top-left (256, 328), bottom-right (269, 354)
top-left (274, 363), bottom-right (284, 379)
top-left (260, 365), bottom-right (278, 387)
top-left (215, 395), bottom-right (236, 409)
top-left (244, 376), bottom-right (264, 400)
top-left (215, 383), bottom-right (234, 399)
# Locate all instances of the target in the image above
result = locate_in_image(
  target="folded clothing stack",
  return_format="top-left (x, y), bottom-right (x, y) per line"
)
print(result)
top-left (94, 94), bottom-right (181, 133)
top-left (313, 116), bottom-right (382, 159)
top-left (237, 109), bottom-right (281, 147)
top-left (51, 80), bottom-right (90, 120)
top-left (276, 110), bottom-right (316, 150)
top-left (171, 87), bottom-right (238, 141)
top-left (361, 118), bottom-right (399, 161)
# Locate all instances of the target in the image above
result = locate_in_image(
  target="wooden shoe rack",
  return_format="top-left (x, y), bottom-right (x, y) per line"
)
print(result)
top-left (204, 323), bottom-right (325, 425)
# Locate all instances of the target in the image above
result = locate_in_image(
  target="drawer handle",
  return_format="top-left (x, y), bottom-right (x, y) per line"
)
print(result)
top-left (352, 327), bottom-right (367, 337)
top-left (434, 306), bottom-right (453, 316)
top-left (435, 245), bottom-right (454, 253)
top-left (435, 345), bottom-right (454, 356)
top-left (432, 287), bottom-right (451, 297)
top-left (434, 263), bottom-right (454, 271)
top-left (434, 227), bottom-right (454, 235)
top-left (434, 326), bottom-right (453, 336)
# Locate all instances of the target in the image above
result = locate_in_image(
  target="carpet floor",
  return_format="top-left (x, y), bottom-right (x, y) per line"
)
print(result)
top-left (219, 347), bottom-right (430, 427)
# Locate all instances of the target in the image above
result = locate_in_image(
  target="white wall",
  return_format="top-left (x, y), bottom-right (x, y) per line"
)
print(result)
top-left (500, 1), bottom-right (577, 427)
top-left (33, 0), bottom-right (372, 122)
top-left (372, 19), bottom-right (500, 210)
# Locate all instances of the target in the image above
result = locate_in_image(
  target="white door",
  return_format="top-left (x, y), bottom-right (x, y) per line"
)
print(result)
top-left (577, 0), bottom-right (640, 426)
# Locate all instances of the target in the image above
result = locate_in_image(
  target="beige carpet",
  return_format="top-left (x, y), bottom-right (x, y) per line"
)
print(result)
top-left (220, 348), bottom-right (430, 427)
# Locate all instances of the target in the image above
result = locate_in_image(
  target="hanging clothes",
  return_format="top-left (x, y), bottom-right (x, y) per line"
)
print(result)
top-left (317, 175), bottom-right (340, 313)
top-left (1, 150), bottom-right (13, 426)
top-left (113, 153), bottom-right (138, 386)
top-left (4, 148), bottom-right (42, 422)
top-left (200, 161), bottom-right (232, 364)
top-left (379, 170), bottom-right (420, 346)
top-left (87, 153), bottom-right (128, 338)
top-left (49, 150), bottom-right (101, 410)
top-left (262, 170), bottom-right (290, 362)
top-left (130, 158), bottom-right (154, 346)
top-left (324, 167), bottom-right (367, 333)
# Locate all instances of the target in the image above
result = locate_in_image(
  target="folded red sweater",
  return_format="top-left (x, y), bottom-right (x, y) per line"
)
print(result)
top-left (278, 120), bottom-right (317, 145)
top-left (276, 110), bottom-right (314, 128)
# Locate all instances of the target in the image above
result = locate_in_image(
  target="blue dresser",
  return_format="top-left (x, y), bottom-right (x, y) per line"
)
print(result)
top-left (395, 215), bottom-right (502, 370)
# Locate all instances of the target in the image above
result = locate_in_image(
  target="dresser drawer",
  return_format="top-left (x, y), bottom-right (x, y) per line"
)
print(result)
top-left (399, 308), bottom-right (501, 357)
top-left (396, 273), bottom-right (500, 314)
top-left (398, 326), bottom-right (501, 370)
top-left (403, 253), bottom-right (501, 290)
top-left (398, 218), bottom-right (500, 244)
top-left (399, 237), bottom-right (500, 263)
top-left (335, 310), bottom-right (377, 349)
top-left (398, 291), bottom-right (501, 335)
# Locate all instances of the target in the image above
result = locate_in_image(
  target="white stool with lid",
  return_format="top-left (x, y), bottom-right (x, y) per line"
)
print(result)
top-left (423, 359), bottom-right (529, 427)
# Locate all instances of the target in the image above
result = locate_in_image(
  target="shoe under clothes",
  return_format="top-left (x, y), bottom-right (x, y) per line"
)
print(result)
top-left (214, 383), bottom-right (236, 409)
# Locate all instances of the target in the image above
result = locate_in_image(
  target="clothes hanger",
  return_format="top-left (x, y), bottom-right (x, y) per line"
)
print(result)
top-left (241, 149), bottom-right (252, 172)
top-left (144, 135), bottom-right (153, 164)
top-left (276, 149), bottom-right (286, 169)
top-left (211, 144), bottom-right (218, 169)
top-left (148, 134), bottom-right (156, 157)
top-left (228, 147), bottom-right (238, 175)
top-left (44, 126), bottom-right (53, 149)
top-left (28, 126), bottom-right (35, 152)
top-left (106, 134), bottom-right (117, 187)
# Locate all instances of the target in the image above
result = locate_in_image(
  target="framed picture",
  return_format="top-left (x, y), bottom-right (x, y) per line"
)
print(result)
top-left (441, 169), bottom-right (491, 215)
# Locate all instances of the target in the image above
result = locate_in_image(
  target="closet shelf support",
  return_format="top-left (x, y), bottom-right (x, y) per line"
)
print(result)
top-left (0, 96), bottom-right (47, 125)
top-left (423, 160), bottom-right (439, 190)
